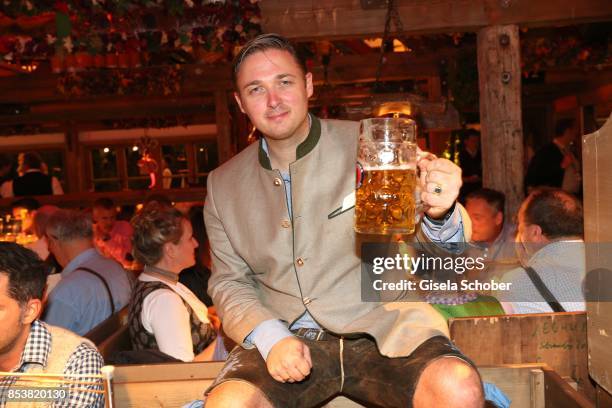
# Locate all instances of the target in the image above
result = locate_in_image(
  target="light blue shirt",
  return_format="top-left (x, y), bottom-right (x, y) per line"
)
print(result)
top-left (43, 248), bottom-right (132, 335)
top-left (249, 137), bottom-right (465, 360)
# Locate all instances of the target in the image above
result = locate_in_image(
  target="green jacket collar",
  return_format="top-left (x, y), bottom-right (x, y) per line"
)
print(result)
top-left (258, 114), bottom-right (321, 170)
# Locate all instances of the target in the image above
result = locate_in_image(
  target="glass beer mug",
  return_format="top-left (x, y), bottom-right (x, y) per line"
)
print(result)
top-left (355, 117), bottom-right (417, 234)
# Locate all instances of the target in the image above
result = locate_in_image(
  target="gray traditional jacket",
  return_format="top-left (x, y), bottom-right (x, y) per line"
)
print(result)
top-left (204, 116), bottom-right (464, 357)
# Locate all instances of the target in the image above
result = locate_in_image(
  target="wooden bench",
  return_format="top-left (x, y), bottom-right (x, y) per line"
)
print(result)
top-left (97, 325), bottom-right (131, 362)
top-left (84, 306), bottom-right (129, 345)
top-left (448, 311), bottom-right (594, 400)
top-left (104, 362), bottom-right (591, 407)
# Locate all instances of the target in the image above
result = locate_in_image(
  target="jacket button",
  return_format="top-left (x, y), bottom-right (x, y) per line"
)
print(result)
top-left (303, 297), bottom-right (312, 305)
top-left (296, 257), bottom-right (304, 267)
top-left (273, 178), bottom-right (282, 186)
top-left (281, 220), bottom-right (291, 228)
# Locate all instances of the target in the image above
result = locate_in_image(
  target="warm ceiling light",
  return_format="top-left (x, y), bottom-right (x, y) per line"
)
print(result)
top-left (374, 101), bottom-right (413, 118)
top-left (103, 147), bottom-right (110, 153)
top-left (363, 38), bottom-right (411, 53)
top-left (393, 39), bottom-right (411, 52)
top-left (364, 38), bottom-right (382, 48)
top-left (20, 63), bottom-right (39, 73)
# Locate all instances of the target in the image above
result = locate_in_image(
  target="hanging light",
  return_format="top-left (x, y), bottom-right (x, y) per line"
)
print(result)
top-left (373, 101), bottom-right (413, 118)
top-left (371, 0), bottom-right (414, 119)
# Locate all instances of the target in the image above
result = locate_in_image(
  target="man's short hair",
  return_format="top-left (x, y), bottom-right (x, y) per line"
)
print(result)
top-left (0, 242), bottom-right (48, 304)
top-left (32, 205), bottom-right (59, 238)
top-left (188, 204), bottom-right (208, 264)
top-left (232, 33), bottom-right (307, 86)
top-left (522, 188), bottom-right (583, 239)
top-left (93, 197), bottom-right (115, 211)
top-left (46, 209), bottom-right (93, 241)
top-left (131, 202), bottom-right (185, 266)
top-left (143, 193), bottom-right (173, 208)
top-left (465, 129), bottom-right (480, 139)
top-left (11, 197), bottom-right (40, 212)
top-left (555, 118), bottom-right (576, 137)
top-left (466, 188), bottom-right (506, 215)
top-left (21, 152), bottom-right (43, 170)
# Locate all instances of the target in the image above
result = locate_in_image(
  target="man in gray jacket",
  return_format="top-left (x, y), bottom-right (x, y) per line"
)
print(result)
top-left (204, 34), bottom-right (483, 407)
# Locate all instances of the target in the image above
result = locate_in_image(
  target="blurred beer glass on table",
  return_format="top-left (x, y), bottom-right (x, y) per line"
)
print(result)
top-left (355, 117), bottom-right (417, 234)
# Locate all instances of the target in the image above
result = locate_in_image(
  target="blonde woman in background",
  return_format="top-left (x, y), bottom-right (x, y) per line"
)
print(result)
top-left (129, 202), bottom-right (217, 361)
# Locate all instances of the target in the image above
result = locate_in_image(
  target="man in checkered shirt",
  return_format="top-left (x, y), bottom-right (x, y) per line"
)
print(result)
top-left (0, 242), bottom-right (104, 407)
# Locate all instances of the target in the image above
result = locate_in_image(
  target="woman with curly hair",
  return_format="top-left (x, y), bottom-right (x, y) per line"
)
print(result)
top-left (128, 202), bottom-right (216, 361)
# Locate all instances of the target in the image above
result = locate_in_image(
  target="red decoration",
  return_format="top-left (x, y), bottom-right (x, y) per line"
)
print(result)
top-left (136, 135), bottom-right (160, 189)
top-left (54, 2), bottom-right (69, 14)
top-left (137, 154), bottom-right (159, 189)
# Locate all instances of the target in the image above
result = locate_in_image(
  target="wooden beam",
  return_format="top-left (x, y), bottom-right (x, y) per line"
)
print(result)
top-left (116, 146), bottom-right (129, 191)
top-left (0, 96), bottom-right (214, 125)
top-left (545, 66), bottom-right (612, 85)
top-left (0, 64), bottom-right (232, 104)
top-left (260, 0), bottom-right (612, 40)
top-left (477, 25), bottom-right (524, 217)
top-left (0, 50), bottom-right (452, 106)
top-left (0, 187), bottom-right (207, 210)
top-left (64, 124), bottom-right (81, 194)
top-left (310, 50), bottom-right (451, 85)
top-left (214, 90), bottom-right (234, 164)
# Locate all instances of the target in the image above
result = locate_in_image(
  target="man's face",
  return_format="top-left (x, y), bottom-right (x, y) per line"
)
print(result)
top-left (93, 207), bottom-right (116, 236)
top-left (12, 207), bottom-right (35, 233)
top-left (466, 198), bottom-right (503, 243)
top-left (561, 126), bottom-right (578, 147)
top-left (0, 274), bottom-right (26, 357)
top-left (234, 49), bottom-right (313, 143)
top-left (466, 135), bottom-right (480, 151)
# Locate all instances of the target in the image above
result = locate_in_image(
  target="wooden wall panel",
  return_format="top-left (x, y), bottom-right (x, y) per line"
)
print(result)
top-left (582, 114), bottom-right (612, 395)
top-left (449, 312), bottom-right (594, 399)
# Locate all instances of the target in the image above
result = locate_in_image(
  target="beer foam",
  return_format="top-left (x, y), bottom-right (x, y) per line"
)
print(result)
top-left (361, 163), bottom-right (416, 171)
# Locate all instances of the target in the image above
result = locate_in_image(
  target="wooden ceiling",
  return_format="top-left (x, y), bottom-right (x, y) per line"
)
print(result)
top-left (0, 0), bottom-right (610, 133)
top-left (259, 0), bottom-right (612, 40)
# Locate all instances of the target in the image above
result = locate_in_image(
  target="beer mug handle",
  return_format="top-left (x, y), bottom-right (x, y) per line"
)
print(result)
top-left (415, 148), bottom-right (436, 223)
top-left (414, 184), bottom-right (429, 224)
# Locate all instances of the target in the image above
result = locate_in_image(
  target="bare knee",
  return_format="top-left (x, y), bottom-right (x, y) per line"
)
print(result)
top-left (413, 357), bottom-right (484, 408)
top-left (206, 380), bottom-right (273, 408)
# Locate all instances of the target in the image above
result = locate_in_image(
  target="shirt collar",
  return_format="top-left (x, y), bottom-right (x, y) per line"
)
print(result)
top-left (62, 247), bottom-right (98, 277)
top-left (258, 114), bottom-right (321, 170)
top-left (17, 320), bottom-right (51, 371)
top-left (493, 222), bottom-right (515, 246)
top-left (143, 264), bottom-right (179, 283)
top-left (472, 222), bottom-right (514, 248)
top-left (528, 238), bottom-right (584, 265)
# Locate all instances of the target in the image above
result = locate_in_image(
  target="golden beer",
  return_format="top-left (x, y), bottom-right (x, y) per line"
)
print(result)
top-left (355, 168), bottom-right (416, 234)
